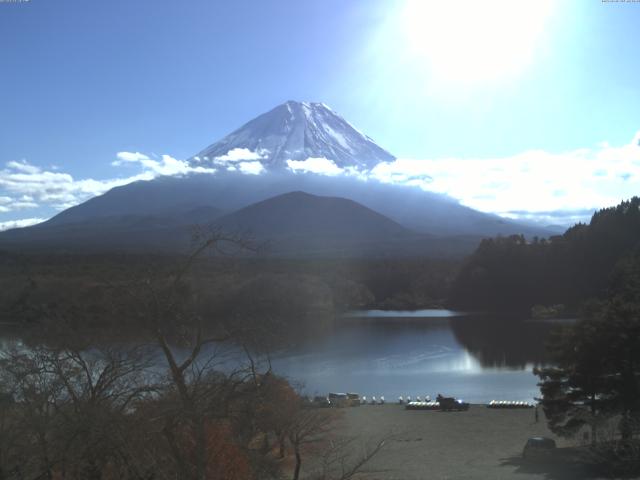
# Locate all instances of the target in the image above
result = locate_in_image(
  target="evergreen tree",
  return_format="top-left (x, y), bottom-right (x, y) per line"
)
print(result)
top-left (536, 250), bottom-right (640, 443)
top-left (452, 197), bottom-right (640, 312)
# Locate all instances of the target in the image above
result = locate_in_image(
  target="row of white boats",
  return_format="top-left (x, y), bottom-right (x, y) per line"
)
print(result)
top-left (316, 393), bottom-right (535, 409)
top-left (486, 400), bottom-right (535, 409)
top-left (398, 395), bottom-right (431, 404)
top-left (405, 399), bottom-right (535, 409)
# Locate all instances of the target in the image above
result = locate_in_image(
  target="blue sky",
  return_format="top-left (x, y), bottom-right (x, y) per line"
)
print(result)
top-left (1, 0), bottom-right (639, 228)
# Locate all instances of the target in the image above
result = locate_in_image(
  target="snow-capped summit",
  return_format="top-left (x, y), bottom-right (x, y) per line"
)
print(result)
top-left (191, 101), bottom-right (395, 171)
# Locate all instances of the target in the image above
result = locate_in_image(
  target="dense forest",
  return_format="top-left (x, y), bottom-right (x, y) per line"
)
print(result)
top-left (0, 251), bottom-right (458, 347)
top-left (450, 197), bottom-right (640, 313)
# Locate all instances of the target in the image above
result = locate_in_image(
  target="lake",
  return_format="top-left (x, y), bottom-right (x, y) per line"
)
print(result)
top-left (268, 310), bottom-right (560, 403)
top-left (0, 310), bottom-right (563, 404)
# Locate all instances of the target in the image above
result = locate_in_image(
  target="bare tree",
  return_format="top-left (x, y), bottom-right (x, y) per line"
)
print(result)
top-left (110, 228), bottom-right (271, 480)
top-left (287, 408), bottom-right (336, 480)
top-left (0, 342), bottom-right (154, 480)
top-left (0, 347), bottom-right (65, 479)
top-left (312, 435), bottom-right (390, 480)
top-left (284, 405), bottom-right (391, 480)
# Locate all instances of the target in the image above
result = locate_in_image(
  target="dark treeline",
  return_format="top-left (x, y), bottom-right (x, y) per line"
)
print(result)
top-left (450, 197), bottom-right (640, 313)
top-left (227, 257), bottom-right (457, 310)
top-left (0, 252), bottom-right (459, 346)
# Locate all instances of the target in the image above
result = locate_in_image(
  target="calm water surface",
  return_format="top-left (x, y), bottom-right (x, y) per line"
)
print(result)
top-left (0, 310), bottom-right (561, 404)
top-left (269, 310), bottom-right (557, 403)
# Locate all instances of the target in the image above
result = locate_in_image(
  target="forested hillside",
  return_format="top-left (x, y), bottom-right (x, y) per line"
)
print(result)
top-left (0, 253), bottom-right (458, 347)
top-left (450, 197), bottom-right (640, 312)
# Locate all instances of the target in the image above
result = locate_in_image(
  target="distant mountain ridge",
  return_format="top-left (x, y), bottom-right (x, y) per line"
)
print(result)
top-left (39, 172), bottom-right (548, 238)
top-left (0, 100), bottom-right (555, 256)
top-left (0, 190), bottom-right (481, 257)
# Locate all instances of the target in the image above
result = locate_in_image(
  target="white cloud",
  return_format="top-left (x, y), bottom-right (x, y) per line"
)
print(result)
top-left (287, 157), bottom-right (344, 176)
top-left (113, 151), bottom-right (150, 165)
top-left (143, 154), bottom-right (217, 177)
top-left (237, 161), bottom-right (265, 175)
top-left (369, 131), bottom-right (640, 225)
top-left (6, 160), bottom-right (41, 174)
top-left (3, 131), bottom-right (639, 230)
top-left (0, 217), bottom-right (46, 231)
top-left (215, 147), bottom-right (269, 162)
top-left (0, 148), bottom-right (272, 227)
top-left (0, 162), bottom-right (82, 210)
top-left (10, 201), bottom-right (39, 210)
top-left (112, 152), bottom-right (218, 177)
top-left (0, 152), bottom-right (218, 219)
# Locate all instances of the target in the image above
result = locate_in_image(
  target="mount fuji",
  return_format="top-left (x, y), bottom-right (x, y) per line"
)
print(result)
top-left (192, 101), bottom-right (394, 171)
top-left (0, 101), bottom-right (552, 256)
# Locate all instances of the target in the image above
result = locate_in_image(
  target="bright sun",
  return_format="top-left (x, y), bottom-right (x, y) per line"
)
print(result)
top-left (401, 0), bottom-right (554, 85)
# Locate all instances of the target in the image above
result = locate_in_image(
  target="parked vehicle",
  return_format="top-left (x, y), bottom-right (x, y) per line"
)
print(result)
top-left (436, 394), bottom-right (470, 411)
top-left (328, 392), bottom-right (349, 407)
top-left (312, 396), bottom-right (331, 408)
top-left (522, 437), bottom-right (556, 459)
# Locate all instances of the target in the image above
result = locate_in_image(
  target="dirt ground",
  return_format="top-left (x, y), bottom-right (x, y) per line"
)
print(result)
top-left (323, 404), bottom-right (602, 480)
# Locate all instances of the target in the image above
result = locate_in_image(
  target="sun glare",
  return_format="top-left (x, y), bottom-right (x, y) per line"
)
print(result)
top-left (401, 0), bottom-right (554, 84)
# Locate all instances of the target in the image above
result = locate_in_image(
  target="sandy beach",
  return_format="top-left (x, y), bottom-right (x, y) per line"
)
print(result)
top-left (325, 404), bottom-right (598, 480)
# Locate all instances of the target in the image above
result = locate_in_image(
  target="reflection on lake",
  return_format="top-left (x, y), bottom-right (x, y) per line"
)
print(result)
top-left (0, 310), bottom-right (564, 404)
top-left (269, 310), bottom-right (559, 403)
top-left (342, 309), bottom-right (466, 318)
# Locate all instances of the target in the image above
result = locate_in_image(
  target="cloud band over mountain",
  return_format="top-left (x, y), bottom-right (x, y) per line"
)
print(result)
top-left (0, 98), bottom-right (638, 231)
top-left (1, 130), bottom-right (639, 230)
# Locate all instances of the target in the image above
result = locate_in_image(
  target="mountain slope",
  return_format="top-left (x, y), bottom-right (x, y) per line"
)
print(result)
top-left (192, 101), bottom-right (395, 170)
top-left (0, 189), bottom-right (484, 257)
top-left (0, 100), bottom-right (554, 255)
top-left (217, 191), bottom-right (411, 239)
top-left (213, 191), bottom-right (481, 257)
top-left (39, 172), bottom-right (551, 238)
top-left (0, 205), bottom-right (223, 253)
